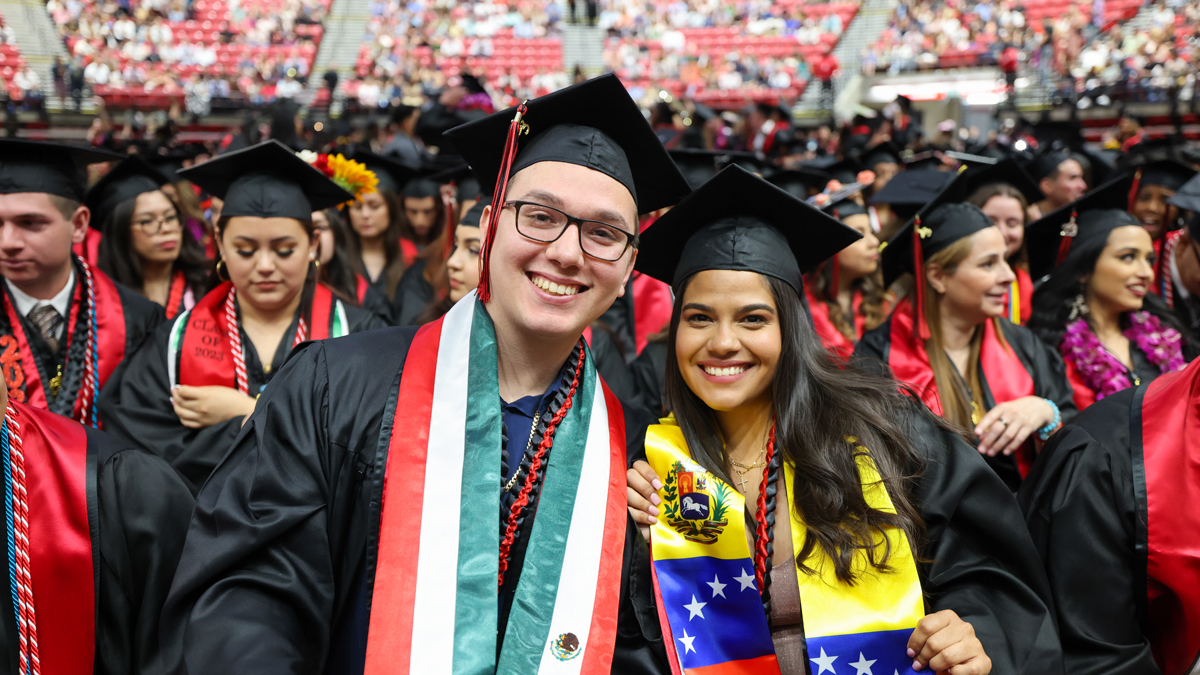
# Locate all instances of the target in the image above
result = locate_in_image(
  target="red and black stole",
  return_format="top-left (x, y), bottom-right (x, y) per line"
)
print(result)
top-left (165, 270), bottom-right (190, 320)
top-left (71, 228), bottom-right (102, 267)
top-left (5, 400), bottom-right (96, 675)
top-left (1134, 359), bottom-right (1200, 674)
top-left (0, 260), bottom-right (126, 423)
top-left (887, 297), bottom-right (1036, 474)
top-left (177, 281), bottom-right (341, 390)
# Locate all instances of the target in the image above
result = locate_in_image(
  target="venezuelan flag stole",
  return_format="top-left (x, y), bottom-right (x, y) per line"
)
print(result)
top-left (648, 421), bottom-right (925, 675)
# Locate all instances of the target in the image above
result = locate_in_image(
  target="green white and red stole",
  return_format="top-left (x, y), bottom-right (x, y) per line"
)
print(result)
top-left (0, 258), bottom-right (125, 426)
top-left (1135, 359), bottom-right (1200, 674)
top-left (167, 281), bottom-right (348, 393)
top-left (365, 291), bottom-right (628, 674)
top-left (3, 400), bottom-right (96, 675)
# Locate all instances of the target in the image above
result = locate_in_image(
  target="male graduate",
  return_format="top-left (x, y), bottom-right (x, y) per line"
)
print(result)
top-left (161, 73), bottom-right (691, 674)
top-left (0, 140), bottom-right (163, 426)
top-left (1019, 350), bottom-right (1200, 675)
top-left (0, 366), bottom-right (194, 674)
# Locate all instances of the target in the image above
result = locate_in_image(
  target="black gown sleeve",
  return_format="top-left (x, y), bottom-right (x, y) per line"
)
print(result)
top-left (851, 319), bottom-right (891, 364)
top-left (97, 321), bottom-right (244, 493)
top-left (90, 430), bottom-right (196, 675)
top-left (590, 324), bottom-right (640, 409)
top-left (392, 261), bottom-right (433, 326)
top-left (628, 341), bottom-right (668, 417)
top-left (905, 406), bottom-right (1065, 675)
top-left (1017, 389), bottom-right (1156, 675)
top-left (343, 303), bottom-right (390, 333)
top-left (359, 283), bottom-right (396, 326)
top-left (115, 282), bottom-right (166, 351)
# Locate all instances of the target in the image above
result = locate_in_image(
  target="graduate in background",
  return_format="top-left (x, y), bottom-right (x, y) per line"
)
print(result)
top-left (0, 369), bottom-right (194, 675)
top-left (1025, 146), bottom-right (1089, 222)
top-left (98, 140), bottom-right (387, 492)
top-left (89, 156), bottom-right (209, 319)
top-left (312, 206), bottom-right (394, 324)
top-left (343, 150), bottom-right (417, 303)
top-left (627, 166), bottom-right (1062, 675)
top-left (1019, 351), bottom-right (1200, 675)
top-left (964, 159), bottom-right (1044, 325)
top-left (1156, 175), bottom-right (1200, 336)
top-left (1026, 175), bottom-right (1190, 412)
top-left (159, 74), bottom-right (691, 674)
top-left (854, 169), bottom-right (1076, 491)
top-left (0, 140), bottom-right (163, 427)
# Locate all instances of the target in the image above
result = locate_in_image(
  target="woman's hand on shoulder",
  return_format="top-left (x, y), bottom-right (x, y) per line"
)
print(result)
top-left (907, 610), bottom-right (991, 674)
top-left (171, 384), bottom-right (257, 429)
top-left (973, 396), bottom-right (1054, 457)
top-left (627, 460), bottom-right (663, 543)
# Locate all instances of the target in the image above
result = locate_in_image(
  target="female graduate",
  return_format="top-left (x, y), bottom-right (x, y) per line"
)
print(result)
top-left (392, 184), bottom-right (456, 326)
top-left (98, 140), bottom-right (388, 492)
top-left (1026, 177), bottom-right (1189, 412)
top-left (805, 191), bottom-right (887, 358)
top-left (628, 166), bottom-right (1063, 675)
top-left (854, 168), bottom-right (1076, 491)
top-left (88, 156), bottom-right (209, 319)
top-left (312, 206), bottom-right (394, 323)
top-left (343, 150), bottom-right (416, 303)
top-left (964, 159), bottom-right (1045, 325)
top-left (412, 198), bottom-right (485, 324)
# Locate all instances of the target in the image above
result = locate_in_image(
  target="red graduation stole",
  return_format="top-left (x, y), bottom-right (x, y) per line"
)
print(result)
top-left (400, 238), bottom-right (419, 268)
top-left (805, 288), bottom-right (864, 359)
top-left (179, 281), bottom-right (340, 389)
top-left (355, 274), bottom-right (370, 306)
top-left (70, 228), bottom-right (102, 267)
top-left (887, 297), bottom-right (1036, 473)
top-left (165, 270), bottom-right (189, 320)
top-left (0, 263), bottom-right (126, 422)
top-left (1004, 267), bottom-right (1033, 325)
top-left (8, 400), bottom-right (96, 675)
top-left (1063, 359), bottom-right (1097, 413)
top-left (1137, 360), bottom-right (1200, 674)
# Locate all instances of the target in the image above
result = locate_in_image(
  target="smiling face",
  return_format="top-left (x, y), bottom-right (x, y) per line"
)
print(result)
top-left (217, 216), bottom-right (316, 312)
top-left (928, 227), bottom-right (1016, 325)
top-left (837, 213), bottom-right (880, 281)
top-left (1085, 225), bottom-right (1155, 316)
top-left (348, 190), bottom-right (390, 241)
top-left (675, 269), bottom-right (781, 413)
top-left (980, 193), bottom-right (1025, 260)
top-left (129, 190), bottom-right (182, 266)
top-left (1131, 184), bottom-right (1177, 239)
top-left (446, 224), bottom-right (481, 303)
top-left (479, 161), bottom-right (638, 344)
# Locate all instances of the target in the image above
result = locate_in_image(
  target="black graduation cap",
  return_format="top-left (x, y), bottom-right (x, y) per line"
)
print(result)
top-left (902, 150), bottom-right (946, 172)
top-left (1168, 173), bottom-right (1200, 240)
top-left (821, 181), bottom-right (868, 221)
top-left (862, 141), bottom-right (904, 170)
top-left (944, 150), bottom-right (1000, 168)
top-left (1028, 144), bottom-right (1074, 182)
top-left (803, 155), bottom-right (858, 185)
top-left (767, 166), bottom-right (831, 200)
top-left (0, 139), bottom-right (123, 202)
top-left (963, 157), bottom-right (1044, 206)
top-left (351, 148), bottom-right (419, 195)
top-left (1116, 137), bottom-right (1197, 191)
top-left (635, 165), bottom-right (861, 294)
top-left (177, 139), bottom-right (353, 221)
top-left (1024, 172), bottom-right (1140, 279)
top-left (459, 198), bottom-right (487, 228)
top-left (143, 146), bottom-right (201, 182)
top-left (83, 156), bottom-right (171, 229)
top-left (443, 73), bottom-right (690, 215)
top-left (718, 151), bottom-right (775, 177)
top-left (868, 170), bottom-right (953, 209)
top-left (427, 162), bottom-right (483, 204)
top-left (403, 178), bottom-right (442, 199)
top-left (1132, 158), bottom-right (1196, 193)
top-left (668, 148), bottom-right (723, 190)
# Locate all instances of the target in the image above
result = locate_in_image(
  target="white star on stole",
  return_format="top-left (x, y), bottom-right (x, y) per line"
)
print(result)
top-left (849, 652), bottom-right (876, 674)
top-left (734, 567), bottom-right (757, 591)
top-left (707, 574), bottom-right (727, 598)
top-left (810, 647), bottom-right (838, 674)
top-left (678, 629), bottom-right (697, 654)
top-left (684, 594), bottom-right (707, 620)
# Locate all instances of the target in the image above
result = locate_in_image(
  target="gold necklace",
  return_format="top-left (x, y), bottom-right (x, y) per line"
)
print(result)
top-left (729, 449), bottom-right (767, 493)
top-left (503, 410), bottom-right (542, 493)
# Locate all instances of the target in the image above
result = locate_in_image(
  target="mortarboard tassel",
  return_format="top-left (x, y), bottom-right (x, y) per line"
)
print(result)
top-left (1055, 209), bottom-right (1078, 266)
top-left (912, 215), bottom-right (932, 341)
top-left (477, 101), bottom-right (530, 303)
top-left (1127, 168), bottom-right (1142, 213)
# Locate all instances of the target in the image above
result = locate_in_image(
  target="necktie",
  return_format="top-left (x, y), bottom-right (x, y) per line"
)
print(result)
top-left (28, 305), bottom-right (63, 353)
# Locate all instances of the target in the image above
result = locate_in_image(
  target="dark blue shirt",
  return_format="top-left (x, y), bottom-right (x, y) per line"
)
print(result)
top-left (499, 380), bottom-right (560, 513)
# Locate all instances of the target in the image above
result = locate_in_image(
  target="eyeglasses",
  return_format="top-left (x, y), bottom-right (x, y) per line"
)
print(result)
top-left (133, 211), bottom-right (180, 235)
top-left (504, 201), bottom-right (637, 262)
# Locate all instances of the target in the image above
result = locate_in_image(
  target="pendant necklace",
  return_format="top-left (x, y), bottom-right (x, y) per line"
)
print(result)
top-left (729, 449), bottom-right (767, 493)
top-left (503, 409), bottom-right (542, 493)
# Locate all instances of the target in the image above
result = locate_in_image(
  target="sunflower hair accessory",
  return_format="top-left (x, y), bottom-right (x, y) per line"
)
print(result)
top-left (298, 151), bottom-right (379, 203)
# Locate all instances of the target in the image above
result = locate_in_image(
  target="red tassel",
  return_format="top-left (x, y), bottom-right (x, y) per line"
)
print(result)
top-left (477, 101), bottom-right (530, 303)
top-left (753, 425), bottom-right (777, 593)
top-left (1055, 210), bottom-right (1078, 266)
top-left (1128, 169), bottom-right (1142, 213)
top-left (912, 216), bottom-right (931, 341)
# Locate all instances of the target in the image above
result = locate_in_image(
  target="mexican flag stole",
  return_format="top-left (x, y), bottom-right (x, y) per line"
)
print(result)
top-left (364, 291), bottom-right (628, 674)
top-left (647, 419), bottom-right (925, 675)
top-left (167, 281), bottom-right (348, 389)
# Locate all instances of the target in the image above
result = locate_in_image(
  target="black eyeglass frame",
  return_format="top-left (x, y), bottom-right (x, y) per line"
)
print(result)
top-left (502, 200), bottom-right (639, 261)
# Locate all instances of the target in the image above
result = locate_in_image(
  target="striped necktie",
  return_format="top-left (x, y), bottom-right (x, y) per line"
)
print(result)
top-left (28, 305), bottom-right (63, 353)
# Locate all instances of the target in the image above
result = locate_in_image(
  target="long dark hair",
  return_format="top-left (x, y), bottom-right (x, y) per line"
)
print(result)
top-left (665, 273), bottom-right (928, 586)
top-left (97, 191), bottom-right (209, 299)
top-left (211, 214), bottom-right (319, 336)
top-left (1029, 229), bottom-right (1195, 353)
top-left (343, 189), bottom-right (407, 299)
top-left (806, 258), bottom-right (888, 342)
top-left (316, 207), bottom-right (362, 306)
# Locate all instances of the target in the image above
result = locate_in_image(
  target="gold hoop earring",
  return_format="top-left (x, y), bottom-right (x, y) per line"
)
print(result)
top-left (215, 259), bottom-right (229, 281)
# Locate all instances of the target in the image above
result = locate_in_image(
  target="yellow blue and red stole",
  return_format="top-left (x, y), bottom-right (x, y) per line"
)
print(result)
top-left (647, 419), bottom-right (925, 675)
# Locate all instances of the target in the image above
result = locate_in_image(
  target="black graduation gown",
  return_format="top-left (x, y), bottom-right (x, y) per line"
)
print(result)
top-left (97, 302), bottom-right (386, 493)
top-left (359, 282), bottom-right (396, 326)
top-left (160, 327), bottom-right (670, 675)
top-left (628, 339), bottom-right (668, 416)
top-left (854, 318), bottom-right (1078, 490)
top-left (0, 266), bottom-right (163, 420)
top-left (1017, 387), bottom-right (1160, 675)
top-left (587, 321), bottom-right (640, 409)
top-left (0, 414), bottom-right (194, 675)
top-left (392, 259), bottom-right (433, 326)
